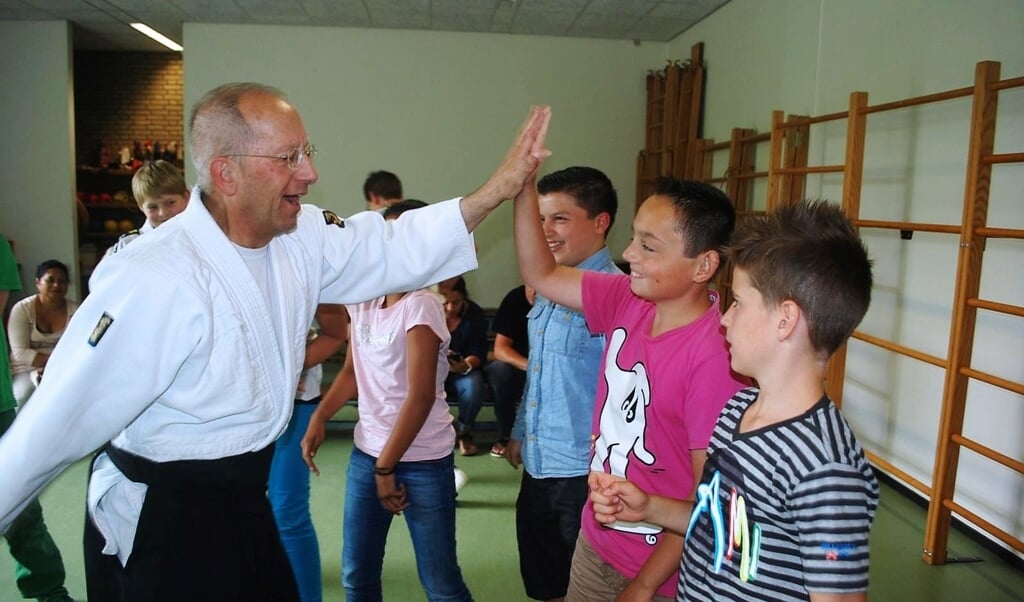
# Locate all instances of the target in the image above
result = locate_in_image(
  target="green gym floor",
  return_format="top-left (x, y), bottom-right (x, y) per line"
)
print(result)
top-left (3, 411), bottom-right (1022, 601)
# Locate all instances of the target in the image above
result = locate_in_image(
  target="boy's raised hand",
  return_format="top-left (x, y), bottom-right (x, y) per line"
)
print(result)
top-left (589, 471), bottom-right (651, 525)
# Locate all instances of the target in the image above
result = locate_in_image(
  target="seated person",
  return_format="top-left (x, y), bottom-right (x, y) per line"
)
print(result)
top-left (485, 284), bottom-right (535, 457)
top-left (8, 260), bottom-right (78, 405)
top-left (442, 277), bottom-right (488, 456)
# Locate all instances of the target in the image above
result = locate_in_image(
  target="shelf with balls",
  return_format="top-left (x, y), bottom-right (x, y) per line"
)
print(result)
top-left (76, 142), bottom-right (184, 249)
top-left (76, 169), bottom-right (143, 245)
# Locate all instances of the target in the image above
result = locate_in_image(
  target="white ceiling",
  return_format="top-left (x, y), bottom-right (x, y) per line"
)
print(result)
top-left (1, 0), bottom-right (729, 52)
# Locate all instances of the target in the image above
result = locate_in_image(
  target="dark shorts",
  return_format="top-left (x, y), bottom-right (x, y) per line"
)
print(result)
top-left (515, 472), bottom-right (589, 601)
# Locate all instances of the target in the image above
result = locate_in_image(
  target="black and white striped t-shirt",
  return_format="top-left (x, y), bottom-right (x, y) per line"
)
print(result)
top-left (678, 388), bottom-right (878, 601)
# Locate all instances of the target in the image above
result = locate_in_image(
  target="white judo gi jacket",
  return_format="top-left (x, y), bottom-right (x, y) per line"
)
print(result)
top-left (0, 188), bottom-right (477, 563)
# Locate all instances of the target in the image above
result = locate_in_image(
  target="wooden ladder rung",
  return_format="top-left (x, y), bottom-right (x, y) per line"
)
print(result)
top-left (863, 86), bottom-right (973, 114)
top-left (855, 219), bottom-right (962, 235)
top-left (966, 297), bottom-right (1024, 318)
top-left (993, 75), bottom-right (1024, 90)
top-left (773, 164), bottom-right (843, 175)
top-left (959, 367), bottom-right (1024, 396)
top-left (975, 226), bottom-right (1024, 239)
top-left (777, 110), bottom-right (850, 126)
top-left (983, 151), bottom-right (1024, 164)
top-left (865, 450), bottom-right (931, 496)
top-left (850, 330), bottom-right (947, 368)
top-left (950, 434), bottom-right (1024, 475)
top-left (941, 498), bottom-right (1024, 554)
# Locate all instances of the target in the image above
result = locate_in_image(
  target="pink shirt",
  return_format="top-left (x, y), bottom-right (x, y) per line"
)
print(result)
top-left (347, 289), bottom-right (455, 461)
top-left (580, 272), bottom-right (748, 598)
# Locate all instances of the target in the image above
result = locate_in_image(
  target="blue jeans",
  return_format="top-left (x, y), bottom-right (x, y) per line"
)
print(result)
top-left (445, 371), bottom-right (486, 433)
top-left (268, 402), bottom-right (322, 602)
top-left (485, 360), bottom-right (525, 441)
top-left (343, 447), bottom-right (472, 602)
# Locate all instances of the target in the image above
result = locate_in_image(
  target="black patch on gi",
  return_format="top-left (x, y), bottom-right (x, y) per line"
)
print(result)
top-left (322, 210), bottom-right (345, 228)
top-left (88, 312), bottom-right (114, 347)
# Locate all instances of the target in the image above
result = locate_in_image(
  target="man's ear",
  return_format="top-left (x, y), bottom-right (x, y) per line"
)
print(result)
top-left (693, 250), bottom-right (720, 284)
top-left (594, 212), bottom-right (612, 236)
top-left (210, 156), bottom-right (238, 196)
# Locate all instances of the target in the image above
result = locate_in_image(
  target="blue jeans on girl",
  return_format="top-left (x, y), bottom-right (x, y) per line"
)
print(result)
top-left (342, 447), bottom-right (473, 602)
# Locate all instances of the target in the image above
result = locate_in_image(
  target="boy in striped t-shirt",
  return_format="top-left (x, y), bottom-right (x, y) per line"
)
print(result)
top-left (589, 200), bottom-right (879, 602)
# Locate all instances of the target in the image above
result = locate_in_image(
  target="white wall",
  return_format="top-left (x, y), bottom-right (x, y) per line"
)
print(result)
top-left (183, 24), bottom-right (665, 306)
top-left (0, 21), bottom-right (78, 300)
top-left (669, 0), bottom-right (1024, 553)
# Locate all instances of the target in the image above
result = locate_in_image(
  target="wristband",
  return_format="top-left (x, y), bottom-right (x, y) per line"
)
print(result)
top-left (374, 465), bottom-right (396, 476)
top-left (462, 364), bottom-right (473, 375)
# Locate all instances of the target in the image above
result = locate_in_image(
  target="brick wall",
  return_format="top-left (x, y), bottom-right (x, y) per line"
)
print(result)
top-left (73, 52), bottom-right (184, 167)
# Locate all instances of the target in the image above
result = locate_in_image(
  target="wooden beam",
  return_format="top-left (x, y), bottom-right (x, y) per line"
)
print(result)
top-left (922, 60), bottom-right (1001, 566)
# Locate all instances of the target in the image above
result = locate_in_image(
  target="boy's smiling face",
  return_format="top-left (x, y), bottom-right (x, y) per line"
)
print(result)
top-left (621, 194), bottom-right (702, 303)
top-left (538, 191), bottom-right (609, 268)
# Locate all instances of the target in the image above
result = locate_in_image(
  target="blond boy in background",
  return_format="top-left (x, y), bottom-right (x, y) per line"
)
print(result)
top-left (104, 160), bottom-right (188, 256)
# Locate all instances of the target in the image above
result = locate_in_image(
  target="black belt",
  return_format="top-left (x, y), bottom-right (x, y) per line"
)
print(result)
top-left (294, 395), bottom-right (322, 406)
top-left (103, 443), bottom-right (274, 492)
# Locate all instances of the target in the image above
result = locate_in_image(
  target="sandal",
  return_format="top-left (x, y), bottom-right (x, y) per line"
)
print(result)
top-left (457, 433), bottom-right (478, 456)
top-left (490, 439), bottom-right (508, 458)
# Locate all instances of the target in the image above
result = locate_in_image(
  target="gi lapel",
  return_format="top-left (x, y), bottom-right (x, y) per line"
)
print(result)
top-left (177, 197), bottom-right (291, 425)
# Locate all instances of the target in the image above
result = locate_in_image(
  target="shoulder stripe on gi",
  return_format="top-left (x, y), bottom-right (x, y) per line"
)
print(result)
top-left (322, 210), bottom-right (345, 228)
top-left (88, 312), bottom-right (115, 347)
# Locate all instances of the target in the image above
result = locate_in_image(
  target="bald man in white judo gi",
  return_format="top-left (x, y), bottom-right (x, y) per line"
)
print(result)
top-left (0, 82), bottom-right (551, 601)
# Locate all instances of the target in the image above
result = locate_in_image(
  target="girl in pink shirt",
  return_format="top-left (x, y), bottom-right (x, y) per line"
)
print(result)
top-left (302, 200), bottom-right (472, 601)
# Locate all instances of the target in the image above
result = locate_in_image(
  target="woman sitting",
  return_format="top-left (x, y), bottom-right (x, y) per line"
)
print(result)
top-left (8, 260), bottom-right (78, 405)
top-left (442, 277), bottom-right (488, 456)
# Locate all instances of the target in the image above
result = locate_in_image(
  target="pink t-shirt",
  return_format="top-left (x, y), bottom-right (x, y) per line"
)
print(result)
top-left (580, 272), bottom-right (748, 598)
top-left (347, 289), bottom-right (456, 461)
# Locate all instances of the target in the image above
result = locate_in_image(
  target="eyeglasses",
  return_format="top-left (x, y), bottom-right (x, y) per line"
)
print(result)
top-left (226, 143), bottom-right (317, 169)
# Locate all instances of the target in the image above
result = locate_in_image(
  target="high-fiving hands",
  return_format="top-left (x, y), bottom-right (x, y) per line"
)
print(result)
top-left (461, 106), bottom-right (552, 231)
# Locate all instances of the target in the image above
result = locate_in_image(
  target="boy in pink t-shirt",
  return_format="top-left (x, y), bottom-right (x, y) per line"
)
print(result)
top-left (513, 176), bottom-right (747, 600)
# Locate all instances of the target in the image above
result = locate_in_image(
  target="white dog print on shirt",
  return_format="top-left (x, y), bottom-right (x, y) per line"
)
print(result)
top-left (591, 328), bottom-right (660, 536)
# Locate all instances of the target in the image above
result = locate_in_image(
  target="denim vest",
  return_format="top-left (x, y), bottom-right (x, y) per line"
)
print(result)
top-left (512, 247), bottom-right (622, 477)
